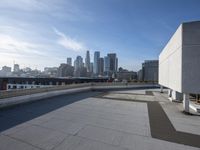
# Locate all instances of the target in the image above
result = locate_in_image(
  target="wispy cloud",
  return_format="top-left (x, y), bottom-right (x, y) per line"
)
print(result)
top-left (0, 0), bottom-right (49, 12)
top-left (53, 27), bottom-right (86, 52)
top-left (0, 34), bottom-right (45, 56)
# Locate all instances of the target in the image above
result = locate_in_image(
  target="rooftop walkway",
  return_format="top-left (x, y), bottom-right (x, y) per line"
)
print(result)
top-left (0, 89), bottom-right (199, 150)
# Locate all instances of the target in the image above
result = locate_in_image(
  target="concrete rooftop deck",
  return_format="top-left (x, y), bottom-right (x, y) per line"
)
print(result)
top-left (0, 89), bottom-right (200, 150)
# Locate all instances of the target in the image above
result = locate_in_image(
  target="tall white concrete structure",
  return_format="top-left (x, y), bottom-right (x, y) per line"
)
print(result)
top-left (159, 21), bottom-right (200, 112)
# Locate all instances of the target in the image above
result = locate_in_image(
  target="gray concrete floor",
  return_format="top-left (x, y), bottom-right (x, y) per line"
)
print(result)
top-left (0, 90), bottom-right (199, 150)
top-left (154, 91), bottom-right (200, 136)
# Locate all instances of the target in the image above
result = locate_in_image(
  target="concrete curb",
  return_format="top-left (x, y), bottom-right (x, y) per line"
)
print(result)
top-left (0, 87), bottom-right (91, 109)
top-left (0, 84), bottom-right (159, 109)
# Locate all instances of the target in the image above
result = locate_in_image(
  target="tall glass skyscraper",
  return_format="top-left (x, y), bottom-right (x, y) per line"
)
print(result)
top-left (85, 50), bottom-right (90, 72)
top-left (104, 56), bottom-right (110, 76)
top-left (107, 53), bottom-right (118, 73)
top-left (67, 57), bottom-right (72, 66)
top-left (93, 51), bottom-right (100, 75)
top-left (74, 56), bottom-right (83, 71)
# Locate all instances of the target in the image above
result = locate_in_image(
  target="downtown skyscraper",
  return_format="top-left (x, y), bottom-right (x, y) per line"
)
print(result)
top-left (67, 57), bottom-right (72, 66)
top-left (85, 50), bottom-right (90, 72)
top-left (93, 51), bottom-right (100, 75)
top-left (107, 53), bottom-right (118, 73)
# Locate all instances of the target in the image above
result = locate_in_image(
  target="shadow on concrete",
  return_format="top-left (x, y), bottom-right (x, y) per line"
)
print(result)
top-left (0, 91), bottom-right (101, 132)
top-left (148, 101), bottom-right (200, 148)
top-left (98, 93), bottom-right (200, 148)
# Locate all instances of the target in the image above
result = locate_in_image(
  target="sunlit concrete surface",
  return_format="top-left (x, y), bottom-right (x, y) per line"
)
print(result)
top-left (0, 90), bottom-right (199, 150)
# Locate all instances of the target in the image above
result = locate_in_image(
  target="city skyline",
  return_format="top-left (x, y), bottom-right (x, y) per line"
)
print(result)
top-left (0, 50), bottom-right (121, 78)
top-left (0, 50), bottom-right (118, 71)
top-left (0, 0), bottom-right (200, 71)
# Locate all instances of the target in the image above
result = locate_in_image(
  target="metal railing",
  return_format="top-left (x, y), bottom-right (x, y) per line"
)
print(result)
top-left (0, 83), bottom-right (91, 99)
top-left (0, 82), bottom-right (158, 99)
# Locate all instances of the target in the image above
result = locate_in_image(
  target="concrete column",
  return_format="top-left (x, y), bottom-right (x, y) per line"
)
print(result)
top-left (160, 86), bottom-right (163, 93)
top-left (172, 90), bottom-right (183, 102)
top-left (168, 89), bottom-right (172, 97)
top-left (183, 93), bottom-right (190, 113)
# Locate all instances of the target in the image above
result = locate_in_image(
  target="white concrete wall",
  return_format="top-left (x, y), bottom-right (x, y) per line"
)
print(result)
top-left (159, 24), bottom-right (183, 92)
top-left (182, 22), bottom-right (200, 94)
top-left (159, 21), bottom-right (200, 94)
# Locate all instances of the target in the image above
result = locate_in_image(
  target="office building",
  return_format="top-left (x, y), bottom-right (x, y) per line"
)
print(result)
top-left (89, 63), bottom-right (93, 75)
top-left (74, 56), bottom-right (84, 77)
top-left (99, 57), bottom-right (104, 76)
top-left (0, 66), bottom-right (12, 77)
top-left (2, 66), bottom-right (11, 73)
top-left (142, 60), bottom-right (158, 82)
top-left (137, 69), bottom-right (143, 81)
top-left (104, 56), bottom-right (110, 76)
top-left (94, 51), bottom-right (100, 75)
top-left (74, 56), bottom-right (83, 71)
top-left (14, 64), bottom-right (20, 72)
top-left (85, 50), bottom-right (91, 72)
top-left (57, 64), bottom-right (74, 77)
top-left (67, 58), bottom-right (72, 66)
top-left (117, 71), bottom-right (137, 82)
top-left (107, 53), bottom-right (118, 72)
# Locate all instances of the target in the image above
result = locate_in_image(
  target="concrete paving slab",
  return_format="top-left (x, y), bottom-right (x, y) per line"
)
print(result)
top-left (2, 123), bottom-right (30, 136)
top-left (0, 135), bottom-right (39, 150)
top-left (77, 125), bottom-right (122, 146)
top-left (8, 125), bottom-right (69, 150)
top-left (53, 135), bottom-right (126, 150)
top-left (39, 117), bottom-right (86, 135)
top-left (86, 116), bottom-right (150, 136)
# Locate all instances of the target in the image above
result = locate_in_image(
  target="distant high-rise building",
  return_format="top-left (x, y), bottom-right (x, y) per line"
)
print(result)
top-left (90, 63), bottom-right (93, 74)
top-left (74, 56), bottom-right (84, 77)
top-left (2, 66), bottom-right (11, 73)
top-left (94, 51), bottom-right (100, 75)
top-left (44, 67), bottom-right (58, 77)
top-left (67, 57), bottom-right (72, 66)
top-left (74, 56), bottom-right (83, 70)
top-left (14, 64), bottom-right (20, 72)
top-left (137, 69), bottom-right (143, 81)
top-left (117, 69), bottom-right (137, 81)
top-left (57, 63), bottom-right (74, 77)
top-left (0, 66), bottom-right (12, 77)
top-left (142, 60), bottom-right (158, 82)
top-left (85, 50), bottom-right (90, 72)
top-left (107, 53), bottom-right (118, 73)
top-left (104, 56), bottom-right (110, 76)
top-left (99, 58), bottom-right (104, 75)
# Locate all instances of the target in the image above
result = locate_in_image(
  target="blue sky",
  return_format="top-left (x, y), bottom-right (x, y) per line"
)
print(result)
top-left (0, 0), bottom-right (200, 71)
